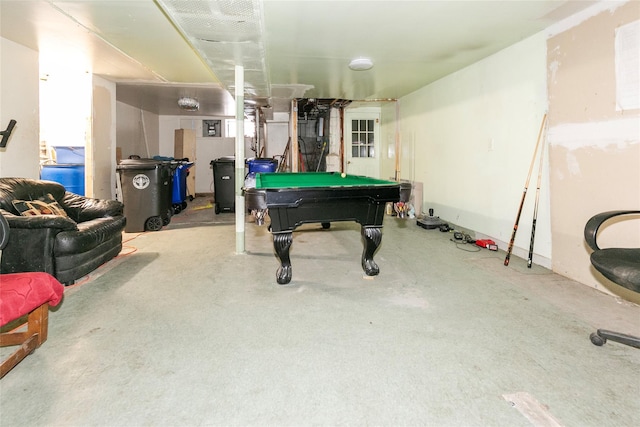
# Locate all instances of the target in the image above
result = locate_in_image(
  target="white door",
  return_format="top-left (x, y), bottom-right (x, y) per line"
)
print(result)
top-left (344, 110), bottom-right (380, 178)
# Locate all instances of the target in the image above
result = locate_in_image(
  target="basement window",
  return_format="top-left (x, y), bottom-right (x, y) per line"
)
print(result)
top-left (225, 119), bottom-right (255, 138)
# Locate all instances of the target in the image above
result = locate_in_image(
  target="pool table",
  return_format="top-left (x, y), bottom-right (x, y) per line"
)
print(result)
top-left (244, 172), bottom-right (411, 284)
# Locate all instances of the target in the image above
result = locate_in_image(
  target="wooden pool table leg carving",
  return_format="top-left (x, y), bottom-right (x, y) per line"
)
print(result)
top-left (361, 226), bottom-right (382, 276)
top-left (273, 232), bottom-right (293, 284)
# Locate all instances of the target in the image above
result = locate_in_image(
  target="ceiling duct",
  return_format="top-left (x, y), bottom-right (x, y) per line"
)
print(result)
top-left (156, 0), bottom-right (270, 102)
top-left (177, 96), bottom-right (200, 111)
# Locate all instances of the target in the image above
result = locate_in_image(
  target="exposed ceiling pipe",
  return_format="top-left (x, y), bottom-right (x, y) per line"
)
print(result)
top-left (350, 99), bottom-right (398, 102)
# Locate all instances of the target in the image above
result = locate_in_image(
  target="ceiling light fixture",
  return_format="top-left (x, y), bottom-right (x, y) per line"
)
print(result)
top-left (177, 96), bottom-right (199, 111)
top-left (348, 57), bottom-right (374, 71)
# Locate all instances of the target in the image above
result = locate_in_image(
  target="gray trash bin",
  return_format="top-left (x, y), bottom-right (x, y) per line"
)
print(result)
top-left (117, 159), bottom-right (172, 232)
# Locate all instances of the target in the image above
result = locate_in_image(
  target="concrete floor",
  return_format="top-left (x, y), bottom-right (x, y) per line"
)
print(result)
top-left (1, 196), bottom-right (639, 426)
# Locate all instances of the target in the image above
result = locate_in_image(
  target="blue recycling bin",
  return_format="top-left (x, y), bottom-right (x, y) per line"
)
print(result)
top-left (171, 161), bottom-right (194, 213)
top-left (244, 158), bottom-right (278, 189)
top-left (247, 158), bottom-right (278, 174)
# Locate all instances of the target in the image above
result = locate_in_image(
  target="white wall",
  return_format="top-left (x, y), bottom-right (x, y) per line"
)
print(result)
top-left (91, 76), bottom-right (117, 200)
top-left (399, 32), bottom-right (551, 267)
top-left (1, 37), bottom-right (117, 199)
top-left (265, 121), bottom-right (289, 160)
top-left (40, 69), bottom-right (91, 150)
top-left (0, 38), bottom-right (40, 179)
top-left (116, 102), bottom-right (159, 160)
top-left (158, 116), bottom-right (253, 194)
top-left (264, 111), bottom-right (292, 172)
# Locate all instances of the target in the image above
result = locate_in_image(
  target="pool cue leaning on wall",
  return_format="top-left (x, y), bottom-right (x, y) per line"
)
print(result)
top-left (504, 113), bottom-right (547, 267)
top-left (527, 120), bottom-right (548, 268)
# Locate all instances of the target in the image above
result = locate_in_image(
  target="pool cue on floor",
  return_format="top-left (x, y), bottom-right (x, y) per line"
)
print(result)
top-left (504, 113), bottom-right (547, 266)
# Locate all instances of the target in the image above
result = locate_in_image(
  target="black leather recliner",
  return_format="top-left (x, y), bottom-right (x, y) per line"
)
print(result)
top-left (0, 177), bottom-right (126, 285)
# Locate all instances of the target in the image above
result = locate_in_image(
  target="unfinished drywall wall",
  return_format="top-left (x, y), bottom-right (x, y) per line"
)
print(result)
top-left (399, 32), bottom-right (550, 266)
top-left (0, 38), bottom-right (40, 179)
top-left (116, 102), bottom-right (160, 159)
top-left (547, 1), bottom-right (640, 297)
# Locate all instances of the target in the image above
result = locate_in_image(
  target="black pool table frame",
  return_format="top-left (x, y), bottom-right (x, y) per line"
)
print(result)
top-left (245, 182), bottom-right (411, 284)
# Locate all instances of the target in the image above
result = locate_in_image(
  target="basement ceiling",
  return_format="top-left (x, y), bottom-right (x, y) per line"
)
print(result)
top-left (0, 0), bottom-right (598, 116)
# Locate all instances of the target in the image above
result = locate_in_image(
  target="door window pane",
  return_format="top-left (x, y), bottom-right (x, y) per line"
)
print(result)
top-left (350, 117), bottom-right (376, 159)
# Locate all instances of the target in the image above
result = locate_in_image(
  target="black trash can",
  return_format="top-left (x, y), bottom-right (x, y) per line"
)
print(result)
top-left (210, 156), bottom-right (236, 214)
top-left (117, 159), bottom-right (173, 232)
top-left (160, 160), bottom-right (178, 217)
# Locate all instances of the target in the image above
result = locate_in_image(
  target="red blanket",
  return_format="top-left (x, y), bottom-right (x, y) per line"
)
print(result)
top-left (0, 272), bottom-right (64, 325)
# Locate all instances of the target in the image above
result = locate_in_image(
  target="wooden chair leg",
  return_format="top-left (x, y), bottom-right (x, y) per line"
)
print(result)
top-left (0, 304), bottom-right (49, 379)
top-left (29, 303), bottom-right (49, 346)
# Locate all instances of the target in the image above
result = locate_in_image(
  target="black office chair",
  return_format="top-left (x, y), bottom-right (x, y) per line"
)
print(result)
top-left (584, 210), bottom-right (640, 349)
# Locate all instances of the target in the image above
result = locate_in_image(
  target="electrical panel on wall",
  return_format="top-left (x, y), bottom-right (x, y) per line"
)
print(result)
top-left (203, 120), bottom-right (222, 137)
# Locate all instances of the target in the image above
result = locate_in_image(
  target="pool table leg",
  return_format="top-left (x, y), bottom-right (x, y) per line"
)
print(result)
top-left (361, 226), bottom-right (382, 276)
top-left (273, 232), bottom-right (293, 284)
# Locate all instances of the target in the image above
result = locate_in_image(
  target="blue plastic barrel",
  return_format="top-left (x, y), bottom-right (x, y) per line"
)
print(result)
top-left (41, 164), bottom-right (85, 195)
top-left (52, 146), bottom-right (85, 164)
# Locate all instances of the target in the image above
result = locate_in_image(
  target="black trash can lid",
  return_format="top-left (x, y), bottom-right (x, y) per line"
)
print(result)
top-left (117, 158), bottom-right (163, 170)
top-left (211, 156), bottom-right (235, 164)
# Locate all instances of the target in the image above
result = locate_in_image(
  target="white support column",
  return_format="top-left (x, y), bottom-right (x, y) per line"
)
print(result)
top-left (291, 99), bottom-right (298, 172)
top-left (235, 65), bottom-right (245, 254)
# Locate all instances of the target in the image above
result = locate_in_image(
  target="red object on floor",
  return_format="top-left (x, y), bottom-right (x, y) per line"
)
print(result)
top-left (476, 239), bottom-right (498, 251)
top-left (0, 272), bottom-right (64, 325)
top-left (1, 272), bottom-right (65, 378)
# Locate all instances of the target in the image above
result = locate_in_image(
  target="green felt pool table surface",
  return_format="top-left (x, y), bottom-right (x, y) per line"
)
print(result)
top-left (254, 172), bottom-right (398, 189)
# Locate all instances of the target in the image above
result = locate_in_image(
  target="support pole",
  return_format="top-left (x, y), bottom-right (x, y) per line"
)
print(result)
top-left (394, 100), bottom-right (400, 181)
top-left (291, 99), bottom-right (299, 172)
top-left (235, 65), bottom-right (245, 254)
